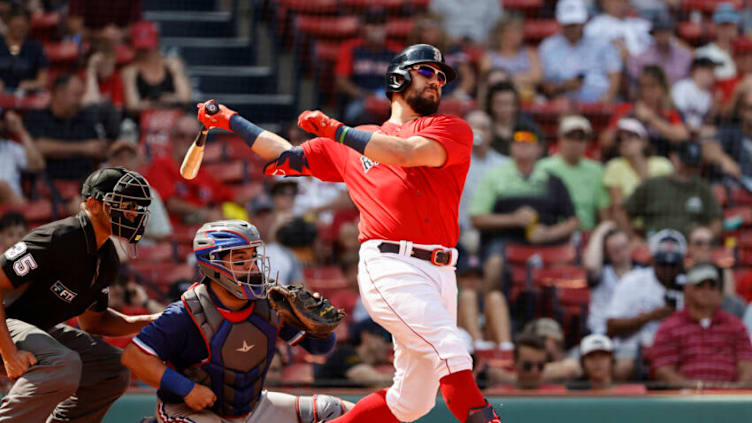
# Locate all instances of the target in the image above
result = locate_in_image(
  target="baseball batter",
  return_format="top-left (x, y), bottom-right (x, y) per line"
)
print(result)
top-left (121, 220), bottom-right (353, 423)
top-left (196, 44), bottom-right (501, 423)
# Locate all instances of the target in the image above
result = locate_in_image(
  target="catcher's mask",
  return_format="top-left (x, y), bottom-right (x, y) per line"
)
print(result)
top-left (81, 167), bottom-right (151, 248)
top-left (385, 43), bottom-right (457, 99)
top-left (193, 220), bottom-right (272, 300)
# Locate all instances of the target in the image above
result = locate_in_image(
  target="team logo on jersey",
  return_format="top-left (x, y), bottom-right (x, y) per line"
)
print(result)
top-left (4, 242), bottom-right (26, 260)
top-left (236, 340), bottom-right (255, 352)
top-left (50, 281), bottom-right (77, 303)
top-left (361, 156), bottom-right (379, 173)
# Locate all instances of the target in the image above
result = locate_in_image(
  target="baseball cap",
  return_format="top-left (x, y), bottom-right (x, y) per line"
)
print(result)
top-left (675, 141), bottom-right (703, 166)
top-left (579, 334), bottom-right (613, 356)
top-left (685, 263), bottom-right (721, 285)
top-left (617, 117), bottom-right (647, 139)
top-left (522, 318), bottom-right (563, 342)
top-left (649, 229), bottom-right (687, 265)
top-left (351, 318), bottom-right (391, 344)
top-left (249, 195), bottom-right (273, 215)
top-left (558, 115), bottom-right (592, 137)
top-left (512, 120), bottom-right (541, 143)
top-left (651, 12), bottom-right (676, 33)
top-left (131, 21), bottom-right (159, 50)
top-left (691, 55), bottom-right (721, 70)
top-left (82, 167), bottom-right (149, 205)
top-left (556, 0), bottom-right (588, 25)
top-left (713, 2), bottom-right (740, 25)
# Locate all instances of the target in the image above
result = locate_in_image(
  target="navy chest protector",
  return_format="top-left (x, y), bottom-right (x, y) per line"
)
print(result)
top-left (181, 284), bottom-right (281, 417)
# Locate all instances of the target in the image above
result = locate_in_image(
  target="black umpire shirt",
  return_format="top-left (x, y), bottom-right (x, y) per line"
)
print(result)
top-left (0, 212), bottom-right (118, 330)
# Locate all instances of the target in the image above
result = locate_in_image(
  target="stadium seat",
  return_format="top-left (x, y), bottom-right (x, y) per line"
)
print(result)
top-left (728, 185), bottom-right (752, 206)
top-left (171, 223), bottom-right (203, 244)
top-left (136, 242), bottom-right (176, 263)
top-left (139, 109), bottom-right (184, 159)
top-left (682, 0), bottom-right (743, 14)
top-left (523, 19), bottom-right (559, 44)
top-left (503, 0), bottom-right (545, 14)
top-left (295, 16), bottom-right (359, 40)
top-left (281, 362), bottom-right (314, 384)
top-left (24, 199), bottom-right (55, 222)
top-left (278, 0), bottom-right (339, 14)
top-left (303, 266), bottom-right (348, 298)
top-left (341, 0), bottom-right (411, 11)
top-left (44, 41), bottom-right (79, 65)
top-left (30, 12), bottom-right (60, 42)
top-left (204, 160), bottom-right (247, 184)
top-left (129, 262), bottom-right (196, 286)
top-left (505, 243), bottom-right (577, 267)
top-left (474, 348), bottom-right (514, 370)
top-left (386, 17), bottom-right (414, 42)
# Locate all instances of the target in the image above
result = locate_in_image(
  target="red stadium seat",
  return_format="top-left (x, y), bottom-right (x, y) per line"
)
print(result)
top-left (682, 0), bottom-right (743, 14)
top-left (171, 223), bottom-right (203, 244)
top-left (136, 242), bottom-right (175, 263)
top-left (203, 142), bottom-right (224, 163)
top-left (341, 0), bottom-right (410, 11)
top-left (44, 41), bottom-right (79, 64)
top-left (712, 184), bottom-right (728, 206)
top-left (303, 266), bottom-right (348, 298)
top-left (281, 363), bottom-right (314, 384)
top-left (204, 160), bottom-right (246, 184)
top-left (505, 243), bottom-right (577, 267)
top-left (129, 262), bottom-right (196, 286)
top-left (24, 199), bottom-right (54, 222)
top-left (728, 185), bottom-right (752, 206)
top-left (296, 16), bottom-right (359, 39)
top-left (139, 108), bottom-right (184, 159)
top-left (30, 12), bottom-right (60, 42)
top-left (523, 19), bottom-right (559, 44)
top-left (503, 0), bottom-right (545, 13)
top-left (386, 17), bottom-right (414, 41)
top-left (279, 0), bottom-right (339, 14)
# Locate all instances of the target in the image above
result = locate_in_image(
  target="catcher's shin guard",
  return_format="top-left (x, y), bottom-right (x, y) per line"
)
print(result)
top-left (466, 401), bottom-right (501, 423)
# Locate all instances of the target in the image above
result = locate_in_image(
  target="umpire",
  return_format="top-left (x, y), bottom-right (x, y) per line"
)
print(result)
top-left (0, 167), bottom-right (158, 422)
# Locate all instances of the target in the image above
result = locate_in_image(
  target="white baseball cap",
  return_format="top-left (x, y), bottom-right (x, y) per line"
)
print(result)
top-left (559, 115), bottom-right (592, 136)
top-left (557, 0), bottom-right (588, 25)
top-left (617, 118), bottom-right (648, 139)
top-left (580, 334), bottom-right (613, 356)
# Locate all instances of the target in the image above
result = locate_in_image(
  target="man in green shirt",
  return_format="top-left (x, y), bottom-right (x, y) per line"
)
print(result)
top-left (470, 124), bottom-right (578, 347)
top-left (538, 115), bottom-right (610, 230)
top-left (620, 141), bottom-right (722, 239)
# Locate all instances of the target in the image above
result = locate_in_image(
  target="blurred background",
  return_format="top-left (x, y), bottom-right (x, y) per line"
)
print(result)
top-left (1, 0), bottom-right (752, 421)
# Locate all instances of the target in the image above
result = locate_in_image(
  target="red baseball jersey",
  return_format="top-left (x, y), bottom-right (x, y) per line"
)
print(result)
top-left (301, 114), bottom-right (472, 246)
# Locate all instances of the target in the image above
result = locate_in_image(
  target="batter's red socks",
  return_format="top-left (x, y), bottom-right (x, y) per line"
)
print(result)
top-left (440, 370), bottom-right (487, 421)
top-left (326, 389), bottom-right (399, 423)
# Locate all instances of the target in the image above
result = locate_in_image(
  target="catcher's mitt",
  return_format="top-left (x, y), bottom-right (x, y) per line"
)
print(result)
top-left (267, 285), bottom-right (345, 338)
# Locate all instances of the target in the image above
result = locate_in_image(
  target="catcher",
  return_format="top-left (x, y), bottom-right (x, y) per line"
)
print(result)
top-left (121, 219), bottom-right (352, 423)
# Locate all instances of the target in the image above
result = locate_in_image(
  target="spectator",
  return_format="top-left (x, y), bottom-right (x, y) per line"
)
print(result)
top-left (652, 263), bottom-right (752, 387)
top-left (627, 12), bottom-right (692, 85)
top-left (620, 142), bottom-right (723, 239)
top-left (671, 57), bottom-right (719, 133)
top-left (695, 3), bottom-right (741, 82)
top-left (314, 319), bottom-right (393, 387)
top-left (470, 126), bottom-right (578, 336)
top-left (458, 109), bottom-right (508, 251)
top-left (121, 21), bottom-right (191, 115)
top-left (0, 4), bottom-right (48, 93)
top-left (0, 210), bottom-right (27, 251)
top-left (584, 0), bottom-right (652, 59)
top-left (477, 67), bottom-right (512, 113)
top-left (108, 276), bottom-right (163, 315)
top-left (485, 81), bottom-right (542, 155)
top-left (479, 11), bottom-right (542, 103)
top-left (571, 334), bottom-right (615, 389)
top-left (66, 0), bottom-right (142, 45)
top-left (292, 176), bottom-right (353, 226)
top-left (584, 221), bottom-right (636, 335)
top-left (538, 115), bottom-right (610, 230)
top-left (487, 333), bottom-right (555, 390)
top-left (745, 303), bottom-right (752, 344)
top-left (601, 65), bottom-right (689, 158)
top-left (269, 178), bottom-right (298, 215)
top-left (627, 12), bottom-right (692, 86)
top-left (685, 225), bottom-right (745, 317)
top-left (106, 139), bottom-right (172, 243)
top-left (0, 109), bottom-right (44, 205)
top-left (716, 37), bottom-right (752, 110)
top-left (539, 0), bottom-right (622, 104)
top-left (144, 115), bottom-right (237, 224)
top-left (605, 229), bottom-right (686, 380)
top-left (247, 195), bottom-right (304, 287)
top-left (334, 8), bottom-right (401, 124)
top-left (715, 86), bottom-right (752, 192)
top-left (428, 0), bottom-right (502, 45)
top-left (456, 250), bottom-right (513, 352)
top-left (407, 13), bottom-right (474, 99)
top-left (26, 73), bottom-right (120, 180)
top-left (603, 118), bottom-right (673, 224)
top-left (522, 318), bottom-right (581, 383)
top-left (82, 46), bottom-right (124, 109)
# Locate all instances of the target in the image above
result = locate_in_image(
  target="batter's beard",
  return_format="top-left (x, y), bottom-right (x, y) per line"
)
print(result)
top-left (406, 87), bottom-right (440, 116)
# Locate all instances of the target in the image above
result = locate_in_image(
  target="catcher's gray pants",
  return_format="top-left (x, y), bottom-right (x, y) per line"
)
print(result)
top-left (155, 391), bottom-right (349, 423)
top-left (0, 319), bottom-right (130, 423)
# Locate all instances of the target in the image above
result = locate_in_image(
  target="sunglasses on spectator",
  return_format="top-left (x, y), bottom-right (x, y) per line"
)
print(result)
top-left (522, 361), bottom-right (546, 372)
top-left (412, 65), bottom-right (447, 86)
top-left (690, 238), bottom-right (713, 247)
top-left (695, 279), bottom-right (721, 290)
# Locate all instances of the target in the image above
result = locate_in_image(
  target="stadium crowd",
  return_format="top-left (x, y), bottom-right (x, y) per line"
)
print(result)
top-left (2, 0), bottom-right (752, 393)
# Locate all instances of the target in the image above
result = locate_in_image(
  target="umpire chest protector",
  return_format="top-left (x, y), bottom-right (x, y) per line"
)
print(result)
top-left (181, 284), bottom-right (281, 417)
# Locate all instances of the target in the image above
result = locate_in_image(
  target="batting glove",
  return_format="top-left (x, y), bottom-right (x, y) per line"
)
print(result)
top-left (196, 100), bottom-right (237, 131)
top-left (297, 110), bottom-right (343, 140)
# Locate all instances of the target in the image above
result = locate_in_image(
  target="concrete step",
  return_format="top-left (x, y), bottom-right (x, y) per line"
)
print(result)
top-left (196, 93), bottom-right (297, 122)
top-left (143, 0), bottom-right (217, 11)
top-left (188, 66), bottom-right (275, 94)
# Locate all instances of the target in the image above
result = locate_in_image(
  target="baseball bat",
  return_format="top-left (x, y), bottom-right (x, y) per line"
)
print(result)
top-left (180, 102), bottom-right (219, 180)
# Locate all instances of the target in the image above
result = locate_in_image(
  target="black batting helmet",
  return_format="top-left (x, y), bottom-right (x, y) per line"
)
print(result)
top-left (385, 44), bottom-right (457, 99)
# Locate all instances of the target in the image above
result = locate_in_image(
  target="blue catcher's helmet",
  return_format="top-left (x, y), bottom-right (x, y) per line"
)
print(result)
top-left (193, 220), bottom-right (271, 300)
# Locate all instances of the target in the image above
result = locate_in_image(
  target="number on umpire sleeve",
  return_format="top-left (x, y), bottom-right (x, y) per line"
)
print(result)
top-left (12, 254), bottom-right (38, 276)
